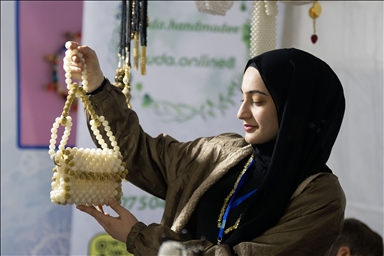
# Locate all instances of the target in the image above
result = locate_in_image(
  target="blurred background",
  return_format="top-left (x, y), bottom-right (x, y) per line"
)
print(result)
top-left (1, 1), bottom-right (382, 255)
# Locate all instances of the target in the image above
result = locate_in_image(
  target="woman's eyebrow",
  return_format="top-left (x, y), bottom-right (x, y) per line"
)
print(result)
top-left (244, 90), bottom-right (269, 96)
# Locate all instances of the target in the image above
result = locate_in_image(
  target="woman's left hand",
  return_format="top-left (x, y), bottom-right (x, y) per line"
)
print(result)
top-left (76, 198), bottom-right (139, 243)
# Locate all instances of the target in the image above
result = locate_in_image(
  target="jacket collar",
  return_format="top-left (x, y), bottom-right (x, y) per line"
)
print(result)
top-left (171, 144), bottom-right (253, 233)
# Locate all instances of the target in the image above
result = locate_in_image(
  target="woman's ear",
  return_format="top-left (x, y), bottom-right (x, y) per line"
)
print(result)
top-left (336, 246), bottom-right (351, 256)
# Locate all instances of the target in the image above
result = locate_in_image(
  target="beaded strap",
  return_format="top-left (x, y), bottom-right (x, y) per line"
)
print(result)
top-left (49, 49), bottom-right (122, 160)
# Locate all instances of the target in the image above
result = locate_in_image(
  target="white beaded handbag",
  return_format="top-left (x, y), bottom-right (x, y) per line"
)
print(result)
top-left (48, 49), bottom-right (127, 206)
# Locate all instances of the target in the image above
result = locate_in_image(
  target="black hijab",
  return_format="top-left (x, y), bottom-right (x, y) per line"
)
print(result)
top-left (225, 48), bottom-right (345, 246)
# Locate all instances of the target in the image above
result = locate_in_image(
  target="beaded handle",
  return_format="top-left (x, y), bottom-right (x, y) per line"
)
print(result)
top-left (48, 49), bottom-right (121, 161)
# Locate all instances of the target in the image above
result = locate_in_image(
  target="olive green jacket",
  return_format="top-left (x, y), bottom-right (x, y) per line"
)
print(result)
top-left (87, 80), bottom-right (346, 256)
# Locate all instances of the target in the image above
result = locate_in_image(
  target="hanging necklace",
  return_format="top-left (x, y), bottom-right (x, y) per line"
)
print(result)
top-left (217, 155), bottom-right (257, 245)
top-left (113, 0), bottom-right (149, 109)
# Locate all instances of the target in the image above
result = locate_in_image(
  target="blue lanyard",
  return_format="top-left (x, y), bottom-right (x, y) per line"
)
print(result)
top-left (218, 159), bottom-right (257, 242)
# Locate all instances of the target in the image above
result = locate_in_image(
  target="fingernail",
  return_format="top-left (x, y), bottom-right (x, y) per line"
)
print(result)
top-left (108, 198), bottom-right (115, 204)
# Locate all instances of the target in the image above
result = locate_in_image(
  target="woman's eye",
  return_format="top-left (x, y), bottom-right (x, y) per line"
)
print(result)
top-left (253, 101), bottom-right (263, 106)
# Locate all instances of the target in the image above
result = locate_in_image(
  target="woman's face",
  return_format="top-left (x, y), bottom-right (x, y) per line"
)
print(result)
top-left (237, 67), bottom-right (279, 145)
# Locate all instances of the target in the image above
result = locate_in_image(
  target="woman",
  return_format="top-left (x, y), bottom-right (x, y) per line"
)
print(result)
top-left (67, 42), bottom-right (346, 255)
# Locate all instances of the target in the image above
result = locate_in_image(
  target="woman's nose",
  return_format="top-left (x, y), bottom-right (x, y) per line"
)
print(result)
top-left (237, 102), bottom-right (250, 120)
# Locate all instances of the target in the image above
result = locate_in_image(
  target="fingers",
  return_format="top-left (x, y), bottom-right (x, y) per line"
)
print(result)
top-left (95, 204), bottom-right (111, 216)
top-left (77, 203), bottom-right (113, 217)
top-left (65, 41), bottom-right (81, 50)
top-left (107, 198), bottom-right (124, 214)
top-left (62, 41), bottom-right (104, 92)
top-left (77, 201), bottom-right (138, 243)
top-left (76, 204), bottom-right (113, 224)
top-left (107, 198), bottom-right (139, 223)
top-left (77, 45), bottom-right (97, 59)
top-left (107, 198), bottom-right (132, 219)
top-left (64, 41), bottom-right (95, 61)
top-left (96, 204), bottom-right (105, 214)
top-left (76, 205), bottom-right (113, 233)
top-left (76, 204), bottom-right (99, 217)
top-left (63, 61), bottom-right (83, 72)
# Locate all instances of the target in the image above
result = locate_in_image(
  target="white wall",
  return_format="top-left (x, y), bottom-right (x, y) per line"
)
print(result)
top-left (279, 1), bottom-right (383, 237)
top-left (1, 2), bottom-right (73, 255)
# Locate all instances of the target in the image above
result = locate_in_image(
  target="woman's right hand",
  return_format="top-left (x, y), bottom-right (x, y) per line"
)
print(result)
top-left (64, 41), bottom-right (105, 93)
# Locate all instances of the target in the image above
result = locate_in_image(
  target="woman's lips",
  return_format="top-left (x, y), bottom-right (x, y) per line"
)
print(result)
top-left (244, 124), bottom-right (257, 132)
